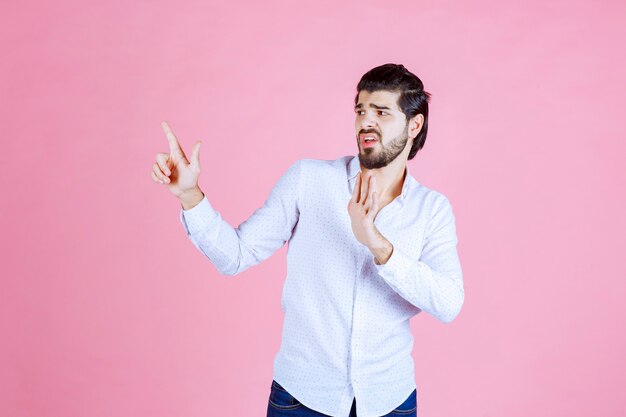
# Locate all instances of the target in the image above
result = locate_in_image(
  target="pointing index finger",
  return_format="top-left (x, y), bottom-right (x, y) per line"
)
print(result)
top-left (161, 121), bottom-right (182, 153)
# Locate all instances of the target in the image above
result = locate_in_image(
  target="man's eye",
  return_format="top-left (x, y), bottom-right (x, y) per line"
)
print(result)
top-left (355, 110), bottom-right (387, 116)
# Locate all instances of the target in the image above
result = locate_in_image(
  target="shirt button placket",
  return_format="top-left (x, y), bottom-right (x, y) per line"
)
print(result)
top-left (350, 250), bottom-right (367, 390)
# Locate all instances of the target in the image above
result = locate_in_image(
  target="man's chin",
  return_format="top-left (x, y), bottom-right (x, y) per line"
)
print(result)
top-left (360, 151), bottom-right (379, 162)
top-left (359, 147), bottom-right (377, 156)
top-left (358, 154), bottom-right (384, 169)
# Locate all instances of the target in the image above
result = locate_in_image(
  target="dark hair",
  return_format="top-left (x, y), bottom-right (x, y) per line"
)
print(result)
top-left (355, 63), bottom-right (431, 160)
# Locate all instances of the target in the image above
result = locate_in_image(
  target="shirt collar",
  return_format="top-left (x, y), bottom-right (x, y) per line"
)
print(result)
top-left (347, 155), bottom-right (414, 202)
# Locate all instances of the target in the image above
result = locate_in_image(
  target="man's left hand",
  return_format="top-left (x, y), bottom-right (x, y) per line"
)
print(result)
top-left (347, 172), bottom-right (389, 257)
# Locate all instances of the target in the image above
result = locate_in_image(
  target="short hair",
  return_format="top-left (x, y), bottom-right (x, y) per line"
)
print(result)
top-left (355, 63), bottom-right (431, 160)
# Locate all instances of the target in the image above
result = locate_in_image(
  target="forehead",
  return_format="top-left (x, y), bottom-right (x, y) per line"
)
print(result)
top-left (355, 90), bottom-right (402, 111)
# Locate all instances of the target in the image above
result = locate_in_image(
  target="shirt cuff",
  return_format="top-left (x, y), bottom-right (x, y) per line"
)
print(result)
top-left (179, 195), bottom-right (220, 237)
top-left (373, 245), bottom-right (414, 288)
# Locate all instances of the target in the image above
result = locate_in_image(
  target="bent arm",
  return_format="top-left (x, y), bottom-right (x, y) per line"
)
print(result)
top-left (179, 160), bottom-right (302, 276)
top-left (374, 196), bottom-right (465, 323)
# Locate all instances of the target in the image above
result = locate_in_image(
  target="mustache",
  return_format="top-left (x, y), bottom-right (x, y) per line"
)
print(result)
top-left (359, 129), bottom-right (380, 137)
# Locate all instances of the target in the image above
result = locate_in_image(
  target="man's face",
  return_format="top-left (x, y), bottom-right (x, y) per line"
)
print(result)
top-left (354, 90), bottom-right (411, 170)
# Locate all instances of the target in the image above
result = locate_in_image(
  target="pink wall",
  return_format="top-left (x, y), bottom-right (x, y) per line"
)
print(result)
top-left (2, 0), bottom-right (625, 416)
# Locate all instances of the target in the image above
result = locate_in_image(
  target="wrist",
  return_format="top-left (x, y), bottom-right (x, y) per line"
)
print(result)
top-left (179, 186), bottom-right (204, 210)
top-left (369, 236), bottom-right (394, 265)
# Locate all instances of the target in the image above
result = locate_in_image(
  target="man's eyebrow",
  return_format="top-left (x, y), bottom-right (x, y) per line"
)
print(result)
top-left (354, 103), bottom-right (393, 110)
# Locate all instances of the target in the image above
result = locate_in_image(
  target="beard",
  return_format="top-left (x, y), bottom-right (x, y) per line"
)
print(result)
top-left (357, 124), bottom-right (409, 169)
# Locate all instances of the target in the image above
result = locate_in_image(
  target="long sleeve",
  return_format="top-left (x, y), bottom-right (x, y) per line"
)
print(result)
top-left (179, 160), bottom-right (302, 276)
top-left (374, 195), bottom-right (465, 323)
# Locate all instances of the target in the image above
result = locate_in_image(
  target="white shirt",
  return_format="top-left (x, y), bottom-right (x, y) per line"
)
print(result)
top-left (179, 155), bottom-right (464, 417)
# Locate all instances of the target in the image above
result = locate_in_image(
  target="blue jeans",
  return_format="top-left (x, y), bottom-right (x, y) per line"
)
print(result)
top-left (266, 380), bottom-right (417, 417)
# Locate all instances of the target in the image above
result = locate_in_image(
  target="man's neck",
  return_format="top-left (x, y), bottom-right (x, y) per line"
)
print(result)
top-left (359, 158), bottom-right (407, 206)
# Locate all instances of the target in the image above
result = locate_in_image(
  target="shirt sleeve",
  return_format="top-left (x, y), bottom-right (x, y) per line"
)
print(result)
top-left (179, 160), bottom-right (302, 276)
top-left (373, 195), bottom-right (465, 323)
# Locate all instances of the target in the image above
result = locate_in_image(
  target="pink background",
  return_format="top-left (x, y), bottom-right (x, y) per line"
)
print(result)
top-left (2, 0), bottom-right (625, 416)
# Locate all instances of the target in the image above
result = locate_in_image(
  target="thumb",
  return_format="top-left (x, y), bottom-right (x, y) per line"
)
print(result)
top-left (190, 141), bottom-right (202, 170)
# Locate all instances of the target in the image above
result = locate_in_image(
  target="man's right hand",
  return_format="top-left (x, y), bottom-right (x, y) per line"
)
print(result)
top-left (152, 121), bottom-right (204, 208)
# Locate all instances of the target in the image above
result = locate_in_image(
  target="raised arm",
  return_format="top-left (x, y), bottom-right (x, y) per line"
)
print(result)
top-left (179, 159), bottom-right (302, 276)
top-left (152, 121), bottom-right (302, 276)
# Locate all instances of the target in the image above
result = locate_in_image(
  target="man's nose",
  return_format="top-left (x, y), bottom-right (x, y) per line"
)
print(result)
top-left (360, 114), bottom-right (376, 129)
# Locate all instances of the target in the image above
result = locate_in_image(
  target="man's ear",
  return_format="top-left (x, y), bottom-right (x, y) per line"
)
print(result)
top-left (409, 114), bottom-right (424, 140)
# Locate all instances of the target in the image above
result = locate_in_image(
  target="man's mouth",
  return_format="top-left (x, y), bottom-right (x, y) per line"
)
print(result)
top-left (360, 133), bottom-right (379, 147)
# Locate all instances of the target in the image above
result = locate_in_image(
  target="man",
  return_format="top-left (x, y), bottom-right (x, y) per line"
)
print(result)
top-left (151, 63), bottom-right (464, 417)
